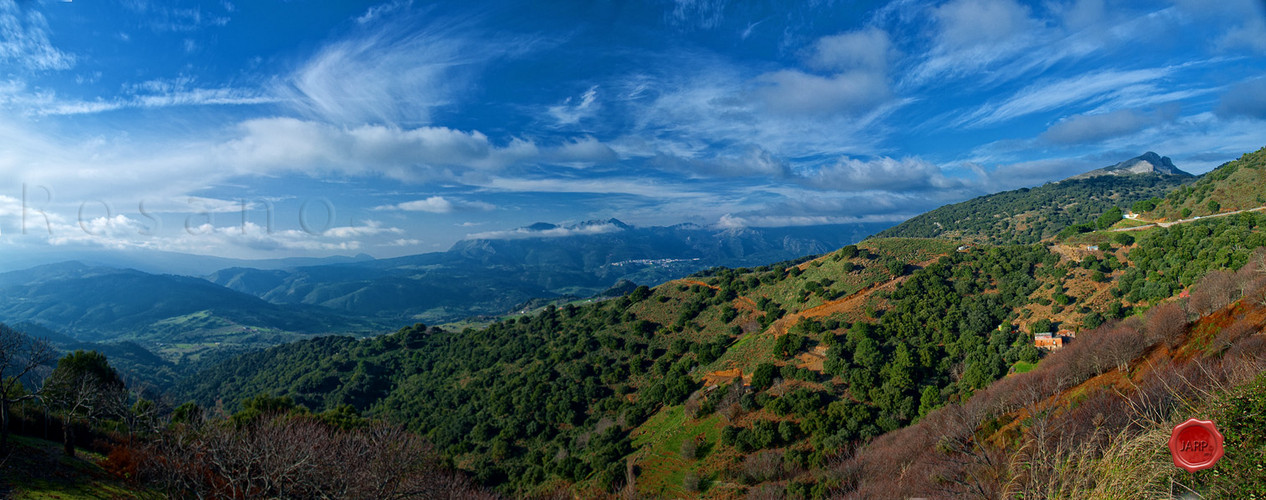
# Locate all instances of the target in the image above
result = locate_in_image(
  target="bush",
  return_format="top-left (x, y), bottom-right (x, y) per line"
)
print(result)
top-left (683, 471), bottom-right (700, 492)
top-left (741, 450), bottom-right (784, 483)
top-left (680, 437), bottom-right (698, 460)
top-left (751, 363), bottom-right (778, 391)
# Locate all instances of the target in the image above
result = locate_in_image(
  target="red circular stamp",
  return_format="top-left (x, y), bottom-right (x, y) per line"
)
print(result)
top-left (1168, 418), bottom-right (1224, 472)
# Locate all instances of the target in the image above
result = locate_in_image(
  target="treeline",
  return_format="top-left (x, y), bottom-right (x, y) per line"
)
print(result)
top-left (1117, 212), bottom-right (1266, 303)
top-left (878, 174), bottom-right (1190, 244)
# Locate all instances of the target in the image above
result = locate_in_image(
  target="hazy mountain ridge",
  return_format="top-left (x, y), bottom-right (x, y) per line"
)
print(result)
top-left (0, 262), bottom-right (381, 343)
top-left (207, 219), bottom-right (892, 324)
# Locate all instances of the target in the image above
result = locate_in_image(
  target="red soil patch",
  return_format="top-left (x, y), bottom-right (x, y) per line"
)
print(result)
top-left (702, 367), bottom-right (744, 388)
top-left (795, 344), bottom-right (828, 372)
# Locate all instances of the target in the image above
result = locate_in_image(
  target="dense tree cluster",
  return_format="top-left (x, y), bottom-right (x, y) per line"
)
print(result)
top-left (180, 286), bottom-right (745, 494)
top-left (1117, 212), bottom-right (1266, 303)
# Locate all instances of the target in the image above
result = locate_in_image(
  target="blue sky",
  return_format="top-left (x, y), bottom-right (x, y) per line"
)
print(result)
top-left (1, 0), bottom-right (1265, 260)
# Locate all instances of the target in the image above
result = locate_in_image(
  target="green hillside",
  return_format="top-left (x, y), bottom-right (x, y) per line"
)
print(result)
top-left (877, 173), bottom-right (1191, 244)
top-left (1145, 146), bottom-right (1266, 220)
top-left (176, 210), bottom-right (1266, 498)
top-left (177, 236), bottom-right (1062, 496)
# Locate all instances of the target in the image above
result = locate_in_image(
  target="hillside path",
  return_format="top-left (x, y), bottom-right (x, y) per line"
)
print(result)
top-left (1112, 205), bottom-right (1266, 232)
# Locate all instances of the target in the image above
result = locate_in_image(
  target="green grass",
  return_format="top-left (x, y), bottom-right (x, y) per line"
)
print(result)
top-left (1, 435), bottom-right (160, 499)
top-left (1012, 360), bottom-right (1038, 374)
top-left (704, 330), bottom-right (777, 375)
top-left (630, 405), bottom-right (725, 497)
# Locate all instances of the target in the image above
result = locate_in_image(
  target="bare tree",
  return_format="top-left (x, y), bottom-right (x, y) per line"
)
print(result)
top-left (138, 414), bottom-right (498, 499)
top-left (103, 378), bottom-right (169, 438)
top-left (1143, 302), bottom-right (1188, 348)
top-left (0, 324), bottom-right (53, 454)
top-left (1188, 270), bottom-right (1238, 316)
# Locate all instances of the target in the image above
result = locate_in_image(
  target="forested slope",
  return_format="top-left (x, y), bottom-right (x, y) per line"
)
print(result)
top-left (877, 173), bottom-right (1190, 244)
top-left (1144, 146), bottom-right (1266, 220)
top-left (178, 237), bottom-right (1064, 496)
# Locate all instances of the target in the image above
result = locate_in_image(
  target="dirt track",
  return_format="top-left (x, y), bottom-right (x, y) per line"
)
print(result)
top-left (1111, 205), bottom-right (1266, 232)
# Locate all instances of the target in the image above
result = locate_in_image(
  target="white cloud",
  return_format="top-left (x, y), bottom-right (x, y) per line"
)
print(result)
top-left (650, 146), bottom-right (789, 178)
top-left (120, 1), bottom-right (231, 32)
top-left (0, 77), bottom-right (276, 116)
top-left (542, 136), bottom-right (618, 165)
top-left (280, 12), bottom-right (546, 126)
top-left (548, 86), bottom-right (600, 126)
top-left (667, 0), bottom-right (727, 30)
top-left (755, 69), bottom-right (891, 116)
top-left (809, 28), bottom-right (894, 72)
top-left (465, 221), bottom-right (625, 240)
top-left (1173, 0), bottom-right (1266, 53)
top-left (374, 196), bottom-right (495, 213)
top-left (958, 68), bottom-right (1171, 127)
top-left (933, 0), bottom-right (1033, 48)
top-left (322, 220), bottom-right (403, 238)
top-left (902, 0), bottom-right (1038, 84)
top-left (1040, 105), bottom-right (1179, 145)
top-left (1053, 0), bottom-right (1107, 30)
top-left (618, 56), bottom-right (896, 166)
top-left (217, 118), bottom-right (614, 181)
top-left (804, 156), bottom-right (960, 192)
top-left (356, 0), bottom-right (411, 25)
top-left (22, 214), bottom-right (401, 258)
top-left (716, 213), bottom-right (907, 229)
top-left (479, 176), bottom-right (706, 199)
top-left (1216, 78), bottom-right (1266, 120)
top-left (0, 0), bottom-right (74, 71)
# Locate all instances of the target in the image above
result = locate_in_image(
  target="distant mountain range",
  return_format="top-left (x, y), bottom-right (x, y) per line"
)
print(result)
top-left (0, 247), bottom-right (375, 276)
top-left (0, 219), bottom-right (889, 368)
top-left (0, 261), bottom-right (380, 344)
top-left (207, 219), bottom-right (892, 324)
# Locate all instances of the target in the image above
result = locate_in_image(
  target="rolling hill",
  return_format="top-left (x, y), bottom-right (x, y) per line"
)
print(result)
top-left (876, 152), bottom-right (1193, 244)
top-left (1142, 146), bottom-right (1266, 220)
top-left (0, 262), bottom-right (386, 386)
